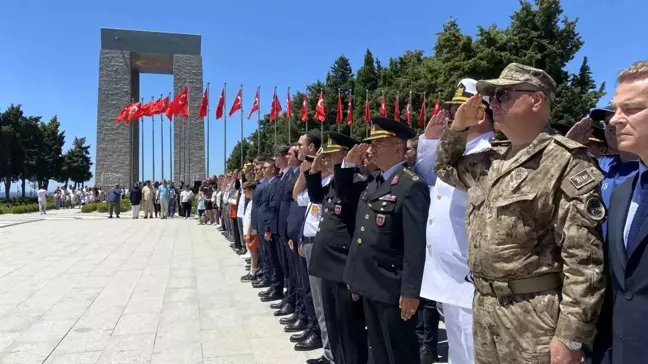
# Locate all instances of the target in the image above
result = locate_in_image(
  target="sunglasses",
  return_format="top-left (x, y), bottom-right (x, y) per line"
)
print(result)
top-left (493, 88), bottom-right (539, 104)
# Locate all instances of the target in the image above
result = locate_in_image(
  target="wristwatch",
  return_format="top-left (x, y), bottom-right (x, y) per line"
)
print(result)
top-left (556, 337), bottom-right (582, 351)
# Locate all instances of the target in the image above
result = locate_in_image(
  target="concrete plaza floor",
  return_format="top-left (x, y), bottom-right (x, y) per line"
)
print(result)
top-left (0, 209), bottom-right (448, 364)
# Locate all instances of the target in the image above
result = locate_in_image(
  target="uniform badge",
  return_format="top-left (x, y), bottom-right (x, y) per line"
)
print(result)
top-left (391, 175), bottom-right (400, 185)
top-left (334, 205), bottom-right (342, 215)
top-left (585, 197), bottom-right (606, 221)
top-left (570, 168), bottom-right (595, 190)
top-left (310, 205), bottom-right (319, 216)
top-left (378, 194), bottom-right (397, 201)
top-left (509, 168), bottom-right (528, 190)
top-left (376, 214), bottom-right (386, 227)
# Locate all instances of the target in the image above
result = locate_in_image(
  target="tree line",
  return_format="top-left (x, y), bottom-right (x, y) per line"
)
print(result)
top-left (225, 0), bottom-right (604, 171)
top-left (0, 104), bottom-right (93, 200)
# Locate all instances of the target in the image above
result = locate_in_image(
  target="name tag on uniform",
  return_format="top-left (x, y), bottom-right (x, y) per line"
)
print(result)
top-left (376, 214), bottom-right (386, 227)
top-left (378, 194), bottom-right (397, 202)
top-left (310, 205), bottom-right (319, 216)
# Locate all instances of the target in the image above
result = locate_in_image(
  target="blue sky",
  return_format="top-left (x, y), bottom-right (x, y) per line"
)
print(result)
top-left (0, 0), bottom-right (645, 190)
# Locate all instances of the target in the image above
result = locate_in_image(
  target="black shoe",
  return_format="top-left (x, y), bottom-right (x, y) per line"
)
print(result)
top-left (273, 304), bottom-right (294, 316)
top-left (420, 350), bottom-right (439, 364)
top-left (258, 288), bottom-right (274, 297)
top-left (245, 265), bottom-right (251, 271)
top-left (289, 329), bottom-right (310, 342)
top-left (229, 243), bottom-right (236, 249)
top-left (306, 356), bottom-right (333, 364)
top-left (284, 319), bottom-right (307, 332)
top-left (236, 248), bottom-right (247, 255)
top-left (116, 215), bottom-right (120, 218)
top-left (240, 273), bottom-right (254, 282)
top-left (294, 333), bottom-right (323, 351)
top-left (253, 281), bottom-right (271, 289)
top-left (270, 301), bottom-right (286, 310)
top-left (261, 293), bottom-right (283, 302)
top-left (280, 313), bottom-right (298, 325)
top-left (108, 215), bottom-right (113, 218)
top-left (245, 258), bottom-right (251, 264)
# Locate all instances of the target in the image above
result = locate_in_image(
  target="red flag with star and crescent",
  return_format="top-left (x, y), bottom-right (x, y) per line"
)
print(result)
top-left (405, 96), bottom-right (412, 126)
top-left (379, 95), bottom-right (387, 117)
top-left (394, 94), bottom-right (400, 121)
top-left (315, 92), bottom-right (326, 122)
top-left (199, 88), bottom-right (209, 118)
top-left (170, 86), bottom-right (189, 119)
top-left (300, 94), bottom-right (308, 122)
top-left (346, 94), bottom-right (353, 125)
top-left (215, 88), bottom-right (225, 119)
top-left (336, 93), bottom-right (343, 124)
top-left (419, 97), bottom-right (426, 127)
top-left (433, 95), bottom-right (441, 115)
top-left (286, 89), bottom-right (293, 119)
top-left (126, 102), bottom-right (142, 122)
top-left (364, 96), bottom-right (371, 122)
top-left (116, 105), bottom-right (129, 123)
top-left (140, 100), bottom-right (156, 117)
top-left (229, 89), bottom-right (242, 117)
top-left (247, 89), bottom-right (259, 119)
top-left (269, 91), bottom-right (282, 122)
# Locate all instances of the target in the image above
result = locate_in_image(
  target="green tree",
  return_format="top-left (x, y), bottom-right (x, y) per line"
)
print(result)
top-left (64, 137), bottom-right (93, 188)
top-left (226, 139), bottom-right (254, 172)
top-left (31, 115), bottom-right (65, 189)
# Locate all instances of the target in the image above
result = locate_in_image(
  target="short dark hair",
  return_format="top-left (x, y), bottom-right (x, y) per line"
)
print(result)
top-left (275, 145), bottom-right (290, 156)
top-left (243, 181), bottom-right (256, 191)
top-left (305, 132), bottom-right (322, 150)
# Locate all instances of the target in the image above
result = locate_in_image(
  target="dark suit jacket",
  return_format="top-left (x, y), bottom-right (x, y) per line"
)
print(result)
top-left (594, 174), bottom-right (648, 364)
top-left (342, 165), bottom-right (430, 304)
top-left (279, 169), bottom-right (298, 240)
top-left (251, 179), bottom-right (268, 235)
top-left (261, 176), bottom-right (280, 234)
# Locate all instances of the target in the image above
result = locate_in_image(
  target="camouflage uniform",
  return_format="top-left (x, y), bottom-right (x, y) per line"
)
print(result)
top-left (434, 65), bottom-right (606, 363)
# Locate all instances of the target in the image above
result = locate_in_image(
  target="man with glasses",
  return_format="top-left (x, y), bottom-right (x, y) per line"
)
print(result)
top-left (434, 63), bottom-right (606, 364)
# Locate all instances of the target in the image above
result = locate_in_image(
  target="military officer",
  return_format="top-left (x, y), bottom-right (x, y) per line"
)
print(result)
top-left (307, 132), bottom-right (369, 364)
top-left (434, 63), bottom-right (606, 364)
top-left (343, 117), bottom-right (430, 364)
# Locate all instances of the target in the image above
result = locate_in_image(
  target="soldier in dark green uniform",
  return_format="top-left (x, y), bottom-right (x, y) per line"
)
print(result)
top-left (342, 117), bottom-right (430, 364)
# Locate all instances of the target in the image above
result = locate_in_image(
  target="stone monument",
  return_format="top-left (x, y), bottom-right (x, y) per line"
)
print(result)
top-left (95, 28), bottom-right (205, 189)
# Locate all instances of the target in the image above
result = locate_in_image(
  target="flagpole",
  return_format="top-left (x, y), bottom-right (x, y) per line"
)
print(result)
top-left (337, 89), bottom-right (341, 132)
top-left (305, 91), bottom-right (309, 132)
top-left (160, 94), bottom-right (164, 180)
top-left (409, 90), bottom-right (413, 126)
top-left (320, 88), bottom-right (324, 140)
top-left (257, 85), bottom-right (261, 157)
top-left (349, 89), bottom-right (353, 138)
top-left (168, 92), bottom-right (172, 182)
top-left (151, 96), bottom-right (155, 182)
top-left (240, 84), bottom-right (244, 170)
top-left (287, 86), bottom-right (291, 145)
top-left (422, 91), bottom-right (426, 130)
top-left (186, 85), bottom-right (191, 184)
top-left (273, 86), bottom-right (277, 148)
top-left (206, 82), bottom-right (210, 178)
top-left (141, 100), bottom-right (144, 182)
top-left (223, 83), bottom-right (227, 174)
top-left (366, 89), bottom-right (370, 138)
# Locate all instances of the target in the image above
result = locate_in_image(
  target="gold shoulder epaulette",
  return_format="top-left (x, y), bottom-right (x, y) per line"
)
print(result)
top-left (402, 168), bottom-right (420, 181)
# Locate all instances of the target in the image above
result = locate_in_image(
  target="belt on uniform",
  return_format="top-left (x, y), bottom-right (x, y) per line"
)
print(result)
top-left (303, 236), bottom-right (316, 245)
top-left (472, 273), bottom-right (561, 299)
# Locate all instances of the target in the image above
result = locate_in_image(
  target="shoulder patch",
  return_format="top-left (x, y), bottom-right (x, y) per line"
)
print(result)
top-left (560, 165), bottom-right (603, 198)
top-left (569, 168), bottom-right (595, 190)
top-left (552, 134), bottom-right (587, 151)
top-left (585, 197), bottom-right (606, 221)
top-left (402, 168), bottom-right (420, 181)
top-left (353, 173), bottom-right (367, 182)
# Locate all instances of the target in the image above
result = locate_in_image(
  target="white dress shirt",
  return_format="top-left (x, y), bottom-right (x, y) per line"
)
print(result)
top-left (417, 132), bottom-right (494, 308)
top-left (301, 174), bottom-right (334, 238)
top-left (624, 162), bottom-right (648, 247)
top-left (243, 198), bottom-right (254, 235)
top-left (237, 179), bottom-right (246, 218)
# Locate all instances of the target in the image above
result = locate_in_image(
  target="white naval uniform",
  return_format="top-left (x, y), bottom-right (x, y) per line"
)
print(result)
top-left (415, 131), bottom-right (494, 364)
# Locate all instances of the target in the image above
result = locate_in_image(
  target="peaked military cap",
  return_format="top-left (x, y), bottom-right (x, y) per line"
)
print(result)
top-left (449, 78), bottom-right (491, 106)
top-left (588, 124), bottom-right (606, 145)
top-left (320, 132), bottom-right (360, 154)
top-left (477, 63), bottom-right (557, 102)
top-left (549, 123), bottom-right (571, 136)
top-left (589, 108), bottom-right (614, 122)
top-left (364, 117), bottom-right (416, 142)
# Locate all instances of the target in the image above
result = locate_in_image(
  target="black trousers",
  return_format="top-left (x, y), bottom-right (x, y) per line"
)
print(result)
top-left (181, 202), bottom-right (192, 218)
top-left (322, 279), bottom-right (369, 364)
top-left (266, 234), bottom-right (284, 295)
top-left (231, 218), bottom-right (242, 250)
top-left (416, 298), bottom-right (440, 355)
top-left (154, 202), bottom-right (161, 217)
top-left (279, 237), bottom-right (295, 306)
top-left (289, 245), bottom-right (306, 321)
top-left (363, 297), bottom-right (420, 364)
top-left (297, 250), bottom-right (319, 336)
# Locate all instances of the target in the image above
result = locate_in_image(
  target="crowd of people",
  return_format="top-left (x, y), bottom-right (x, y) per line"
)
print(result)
top-left (194, 60), bottom-right (648, 364)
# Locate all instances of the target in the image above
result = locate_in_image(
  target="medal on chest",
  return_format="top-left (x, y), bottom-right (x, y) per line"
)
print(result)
top-left (376, 214), bottom-right (386, 227)
top-left (334, 205), bottom-right (342, 215)
top-left (310, 205), bottom-right (319, 216)
top-left (509, 168), bottom-right (528, 191)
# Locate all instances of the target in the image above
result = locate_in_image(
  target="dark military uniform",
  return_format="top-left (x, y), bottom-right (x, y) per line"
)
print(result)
top-left (307, 133), bottom-right (369, 364)
top-left (343, 118), bottom-right (431, 364)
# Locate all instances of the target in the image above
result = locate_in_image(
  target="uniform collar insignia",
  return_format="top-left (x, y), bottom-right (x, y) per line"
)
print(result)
top-left (391, 175), bottom-right (400, 185)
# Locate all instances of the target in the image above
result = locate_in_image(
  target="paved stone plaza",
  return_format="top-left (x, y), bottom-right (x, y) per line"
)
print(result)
top-left (0, 210), bottom-right (447, 364)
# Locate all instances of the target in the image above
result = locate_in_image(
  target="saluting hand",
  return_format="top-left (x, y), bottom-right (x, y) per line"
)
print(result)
top-left (399, 296), bottom-right (419, 321)
top-left (452, 94), bottom-right (484, 131)
top-left (346, 144), bottom-right (370, 165)
top-left (424, 110), bottom-right (448, 140)
top-left (566, 117), bottom-right (593, 145)
top-left (310, 154), bottom-right (323, 174)
top-left (300, 160), bottom-right (312, 174)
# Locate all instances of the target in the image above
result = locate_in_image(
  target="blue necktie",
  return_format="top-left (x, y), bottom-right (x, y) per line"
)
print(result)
top-left (627, 171), bottom-right (648, 253)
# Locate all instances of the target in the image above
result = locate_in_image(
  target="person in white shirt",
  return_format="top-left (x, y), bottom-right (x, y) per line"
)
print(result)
top-left (180, 186), bottom-right (194, 219)
top-left (37, 186), bottom-right (48, 215)
top-left (416, 79), bottom-right (495, 364)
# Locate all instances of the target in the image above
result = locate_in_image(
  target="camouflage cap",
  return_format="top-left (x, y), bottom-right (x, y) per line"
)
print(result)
top-left (476, 63), bottom-right (557, 102)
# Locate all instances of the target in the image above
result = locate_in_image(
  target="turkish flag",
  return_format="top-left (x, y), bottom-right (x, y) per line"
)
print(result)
top-left (315, 92), bottom-right (326, 122)
top-left (215, 88), bottom-right (225, 119)
top-left (154, 96), bottom-right (169, 114)
top-left (199, 88), bottom-right (209, 118)
top-left (140, 101), bottom-right (155, 117)
top-left (346, 95), bottom-right (353, 125)
top-left (394, 95), bottom-right (400, 121)
top-left (286, 90), bottom-right (293, 119)
top-left (336, 94), bottom-right (343, 124)
top-left (247, 89), bottom-right (259, 119)
top-left (127, 102), bottom-right (142, 122)
top-left (171, 86), bottom-right (189, 119)
top-left (269, 91), bottom-right (282, 122)
top-left (405, 97), bottom-right (411, 126)
top-left (379, 95), bottom-right (387, 117)
top-left (229, 89), bottom-right (242, 117)
top-left (419, 98), bottom-right (426, 127)
top-left (433, 95), bottom-right (441, 115)
top-left (116, 105), bottom-right (129, 123)
top-left (300, 94), bottom-right (308, 122)
top-left (364, 98), bottom-right (371, 122)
